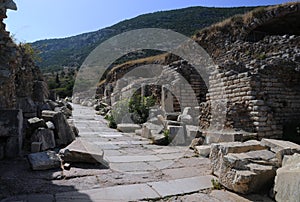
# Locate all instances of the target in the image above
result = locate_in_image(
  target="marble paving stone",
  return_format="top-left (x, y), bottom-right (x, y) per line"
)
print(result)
top-left (55, 183), bottom-right (160, 202)
top-left (147, 176), bottom-right (214, 198)
top-left (109, 162), bottom-right (157, 172)
top-left (147, 175), bottom-right (215, 198)
top-left (105, 155), bottom-right (162, 163)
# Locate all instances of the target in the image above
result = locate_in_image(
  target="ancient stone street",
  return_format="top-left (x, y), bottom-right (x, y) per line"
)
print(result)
top-left (1, 104), bottom-right (260, 201)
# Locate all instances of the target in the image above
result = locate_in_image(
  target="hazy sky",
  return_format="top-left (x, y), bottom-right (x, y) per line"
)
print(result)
top-left (5, 0), bottom-right (295, 42)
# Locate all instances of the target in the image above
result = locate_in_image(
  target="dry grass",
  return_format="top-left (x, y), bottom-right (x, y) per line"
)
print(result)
top-left (194, 1), bottom-right (300, 40)
top-left (97, 53), bottom-right (171, 86)
top-left (110, 53), bottom-right (170, 73)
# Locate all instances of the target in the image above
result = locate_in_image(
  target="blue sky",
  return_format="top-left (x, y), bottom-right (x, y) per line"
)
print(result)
top-left (5, 0), bottom-right (295, 42)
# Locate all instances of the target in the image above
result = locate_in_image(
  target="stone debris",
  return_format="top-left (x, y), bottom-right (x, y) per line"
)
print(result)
top-left (27, 151), bottom-right (61, 171)
top-left (195, 145), bottom-right (211, 157)
top-left (209, 139), bottom-right (300, 194)
top-left (31, 142), bottom-right (42, 153)
top-left (117, 123), bottom-right (141, 133)
top-left (27, 117), bottom-right (47, 131)
top-left (42, 110), bottom-right (75, 145)
top-left (59, 139), bottom-right (106, 165)
top-left (261, 138), bottom-right (300, 166)
top-left (189, 137), bottom-right (205, 149)
top-left (31, 128), bottom-right (56, 151)
top-left (141, 122), bottom-right (164, 139)
top-left (46, 121), bottom-right (55, 130)
top-left (185, 125), bottom-right (202, 143)
top-left (274, 153), bottom-right (300, 202)
top-left (210, 140), bottom-right (266, 176)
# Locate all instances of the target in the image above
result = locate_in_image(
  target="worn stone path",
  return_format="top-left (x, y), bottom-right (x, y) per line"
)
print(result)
top-left (62, 104), bottom-right (215, 201)
top-left (1, 104), bottom-right (261, 202)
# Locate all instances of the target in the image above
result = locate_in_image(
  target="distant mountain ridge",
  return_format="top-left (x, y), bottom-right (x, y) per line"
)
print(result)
top-left (31, 6), bottom-right (256, 72)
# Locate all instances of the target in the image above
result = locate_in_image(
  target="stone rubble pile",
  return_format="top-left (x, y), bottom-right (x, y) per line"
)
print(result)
top-left (205, 138), bottom-right (300, 196)
top-left (26, 99), bottom-right (77, 170)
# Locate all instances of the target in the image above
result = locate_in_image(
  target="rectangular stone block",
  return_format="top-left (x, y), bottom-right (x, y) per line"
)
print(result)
top-left (168, 126), bottom-right (186, 146)
top-left (31, 142), bottom-right (42, 153)
top-left (261, 138), bottom-right (300, 166)
top-left (210, 140), bottom-right (267, 176)
top-left (42, 110), bottom-right (75, 145)
top-left (274, 153), bottom-right (300, 202)
top-left (28, 151), bottom-right (61, 171)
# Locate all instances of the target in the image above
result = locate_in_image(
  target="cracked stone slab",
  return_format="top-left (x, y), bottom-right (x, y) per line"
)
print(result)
top-left (147, 175), bottom-right (215, 198)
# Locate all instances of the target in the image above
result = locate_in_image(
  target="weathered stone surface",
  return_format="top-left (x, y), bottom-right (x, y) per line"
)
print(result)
top-left (0, 109), bottom-right (23, 158)
top-left (151, 134), bottom-right (169, 146)
top-left (210, 140), bottom-right (267, 176)
top-left (195, 145), bottom-right (211, 157)
top-left (147, 117), bottom-right (163, 125)
top-left (27, 151), bottom-right (61, 171)
top-left (274, 153), bottom-right (300, 202)
top-left (148, 108), bottom-right (164, 119)
top-left (135, 129), bottom-right (142, 136)
top-left (223, 150), bottom-right (276, 170)
top-left (28, 117), bottom-right (46, 129)
top-left (31, 142), bottom-right (42, 153)
top-left (261, 138), bottom-right (300, 165)
top-left (165, 113), bottom-right (179, 121)
top-left (189, 137), bottom-right (205, 149)
top-left (178, 114), bottom-right (194, 125)
top-left (261, 138), bottom-right (300, 153)
top-left (32, 81), bottom-right (48, 102)
top-left (42, 110), bottom-right (75, 145)
top-left (46, 121), bottom-right (55, 130)
top-left (17, 97), bottom-right (37, 117)
top-left (208, 139), bottom-right (282, 194)
top-left (185, 125), bottom-right (202, 142)
top-left (31, 128), bottom-right (56, 151)
top-left (219, 153), bottom-right (276, 194)
top-left (168, 125), bottom-right (186, 146)
top-left (59, 139), bottom-right (106, 165)
top-left (141, 123), bottom-right (164, 138)
top-left (220, 167), bottom-right (275, 194)
top-left (117, 123), bottom-right (141, 133)
top-left (1, 0), bottom-right (17, 10)
top-left (27, 117), bottom-right (47, 135)
top-left (204, 131), bottom-right (244, 144)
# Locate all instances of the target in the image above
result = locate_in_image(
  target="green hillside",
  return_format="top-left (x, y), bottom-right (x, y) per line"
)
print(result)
top-left (31, 6), bottom-right (256, 72)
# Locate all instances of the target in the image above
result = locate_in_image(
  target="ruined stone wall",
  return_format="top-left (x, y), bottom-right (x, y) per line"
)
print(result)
top-left (203, 57), bottom-right (300, 141)
top-left (0, 0), bottom-right (48, 158)
top-left (0, 0), bottom-right (18, 109)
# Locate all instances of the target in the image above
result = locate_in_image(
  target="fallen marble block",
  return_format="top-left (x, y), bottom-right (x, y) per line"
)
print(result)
top-left (28, 151), bottom-right (61, 171)
top-left (59, 139), bottom-right (107, 166)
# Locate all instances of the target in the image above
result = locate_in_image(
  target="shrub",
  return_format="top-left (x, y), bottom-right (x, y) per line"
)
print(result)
top-left (129, 95), bottom-right (156, 124)
top-left (104, 114), bottom-right (117, 129)
top-left (211, 179), bottom-right (222, 190)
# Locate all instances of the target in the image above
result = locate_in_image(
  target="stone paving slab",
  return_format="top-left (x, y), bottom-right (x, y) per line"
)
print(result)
top-left (147, 175), bottom-right (215, 198)
top-left (56, 183), bottom-right (160, 202)
top-left (109, 162), bottom-right (157, 172)
top-left (105, 155), bottom-right (162, 163)
top-left (55, 175), bottom-right (215, 202)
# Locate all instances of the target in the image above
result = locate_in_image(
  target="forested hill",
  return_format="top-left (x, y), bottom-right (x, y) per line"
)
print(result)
top-left (31, 6), bottom-right (255, 72)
